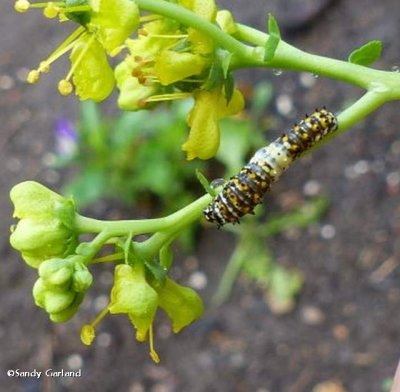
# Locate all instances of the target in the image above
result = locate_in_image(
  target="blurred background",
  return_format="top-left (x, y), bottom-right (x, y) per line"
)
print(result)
top-left (1, 0), bottom-right (400, 391)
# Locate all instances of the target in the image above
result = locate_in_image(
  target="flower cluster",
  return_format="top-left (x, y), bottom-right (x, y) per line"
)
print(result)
top-left (15, 0), bottom-right (139, 101)
top-left (82, 259), bottom-right (204, 362)
top-left (15, 0), bottom-right (245, 160)
top-left (10, 181), bottom-right (91, 322)
top-left (10, 181), bottom-right (78, 268)
top-left (34, 256), bottom-right (93, 322)
top-left (115, 0), bottom-right (244, 159)
top-left (10, 181), bottom-right (204, 361)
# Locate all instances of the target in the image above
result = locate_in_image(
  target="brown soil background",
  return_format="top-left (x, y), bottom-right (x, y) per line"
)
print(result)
top-left (1, 1), bottom-right (400, 391)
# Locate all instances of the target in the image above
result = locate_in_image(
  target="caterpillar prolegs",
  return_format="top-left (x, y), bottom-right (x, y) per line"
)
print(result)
top-left (203, 108), bottom-right (338, 226)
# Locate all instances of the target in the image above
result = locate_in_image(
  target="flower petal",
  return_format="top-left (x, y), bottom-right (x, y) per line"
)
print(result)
top-left (182, 90), bottom-right (220, 160)
top-left (158, 278), bottom-right (204, 333)
top-left (70, 36), bottom-right (115, 102)
top-left (109, 264), bottom-right (159, 341)
top-left (89, 0), bottom-right (140, 54)
top-left (154, 50), bottom-right (207, 86)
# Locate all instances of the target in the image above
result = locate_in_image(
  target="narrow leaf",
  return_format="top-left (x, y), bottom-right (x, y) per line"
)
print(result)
top-left (196, 169), bottom-right (215, 196)
top-left (224, 73), bottom-right (235, 104)
top-left (348, 40), bottom-right (382, 66)
top-left (221, 51), bottom-right (232, 78)
top-left (264, 14), bottom-right (281, 62)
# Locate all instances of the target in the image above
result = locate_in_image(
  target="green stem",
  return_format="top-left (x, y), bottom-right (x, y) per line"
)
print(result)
top-left (76, 193), bottom-right (211, 235)
top-left (92, 253), bottom-right (124, 264)
top-left (136, 194), bottom-right (212, 260)
top-left (306, 89), bottom-right (386, 154)
top-left (135, 1), bottom-right (400, 96)
top-left (235, 24), bottom-right (400, 96)
top-left (135, 0), bottom-right (251, 58)
top-left (76, 194), bottom-right (212, 261)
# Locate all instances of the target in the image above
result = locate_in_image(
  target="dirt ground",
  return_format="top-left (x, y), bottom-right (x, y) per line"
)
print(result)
top-left (1, 0), bottom-right (400, 391)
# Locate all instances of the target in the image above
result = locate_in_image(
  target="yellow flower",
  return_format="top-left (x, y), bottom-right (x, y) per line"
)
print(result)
top-left (182, 87), bottom-right (245, 160)
top-left (16, 0), bottom-right (139, 101)
top-left (109, 264), bottom-right (159, 342)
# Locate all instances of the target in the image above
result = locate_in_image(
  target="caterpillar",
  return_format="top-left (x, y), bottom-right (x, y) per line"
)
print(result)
top-left (203, 108), bottom-right (338, 227)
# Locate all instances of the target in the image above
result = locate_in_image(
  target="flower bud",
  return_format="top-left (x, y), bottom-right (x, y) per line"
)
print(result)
top-left (10, 181), bottom-right (75, 219)
top-left (39, 258), bottom-right (75, 287)
top-left (49, 292), bottom-right (85, 323)
top-left (33, 277), bottom-right (75, 313)
top-left (44, 289), bottom-right (76, 314)
top-left (72, 262), bottom-right (93, 292)
top-left (9, 181), bottom-right (78, 268)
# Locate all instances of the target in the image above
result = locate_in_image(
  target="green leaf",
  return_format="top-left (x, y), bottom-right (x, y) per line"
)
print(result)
top-left (224, 73), bottom-right (235, 103)
top-left (159, 245), bottom-right (173, 270)
top-left (205, 60), bottom-right (224, 90)
top-left (123, 232), bottom-right (133, 264)
top-left (65, 0), bottom-right (90, 25)
top-left (264, 14), bottom-right (281, 62)
top-left (145, 260), bottom-right (167, 286)
top-left (220, 51), bottom-right (232, 78)
top-left (348, 40), bottom-right (382, 66)
top-left (196, 169), bottom-right (215, 196)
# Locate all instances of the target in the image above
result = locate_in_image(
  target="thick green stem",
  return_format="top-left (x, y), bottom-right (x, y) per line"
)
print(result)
top-left (304, 90), bottom-right (386, 154)
top-left (76, 194), bottom-right (211, 236)
top-left (136, 194), bottom-right (212, 260)
top-left (235, 24), bottom-right (400, 95)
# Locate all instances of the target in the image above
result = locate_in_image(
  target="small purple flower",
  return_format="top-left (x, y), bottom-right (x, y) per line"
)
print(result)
top-left (54, 118), bottom-right (78, 158)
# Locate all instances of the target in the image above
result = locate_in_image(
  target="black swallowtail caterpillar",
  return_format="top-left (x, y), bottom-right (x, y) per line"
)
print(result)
top-left (203, 108), bottom-right (338, 226)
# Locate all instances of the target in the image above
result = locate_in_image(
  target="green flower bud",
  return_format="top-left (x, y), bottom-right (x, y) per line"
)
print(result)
top-left (33, 277), bottom-right (75, 313)
top-left (10, 218), bottom-right (78, 268)
top-left (44, 289), bottom-right (76, 314)
top-left (49, 292), bottom-right (85, 323)
top-left (72, 262), bottom-right (93, 292)
top-left (33, 276), bottom-right (85, 323)
top-left (9, 181), bottom-right (79, 268)
top-left (33, 255), bottom-right (92, 322)
top-left (32, 278), bottom-right (47, 309)
top-left (10, 181), bottom-right (75, 220)
top-left (109, 264), bottom-right (158, 341)
top-left (39, 258), bottom-right (75, 287)
top-left (158, 278), bottom-right (204, 333)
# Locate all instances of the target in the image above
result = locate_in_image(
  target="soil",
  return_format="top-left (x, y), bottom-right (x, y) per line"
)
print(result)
top-left (1, 1), bottom-right (400, 392)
